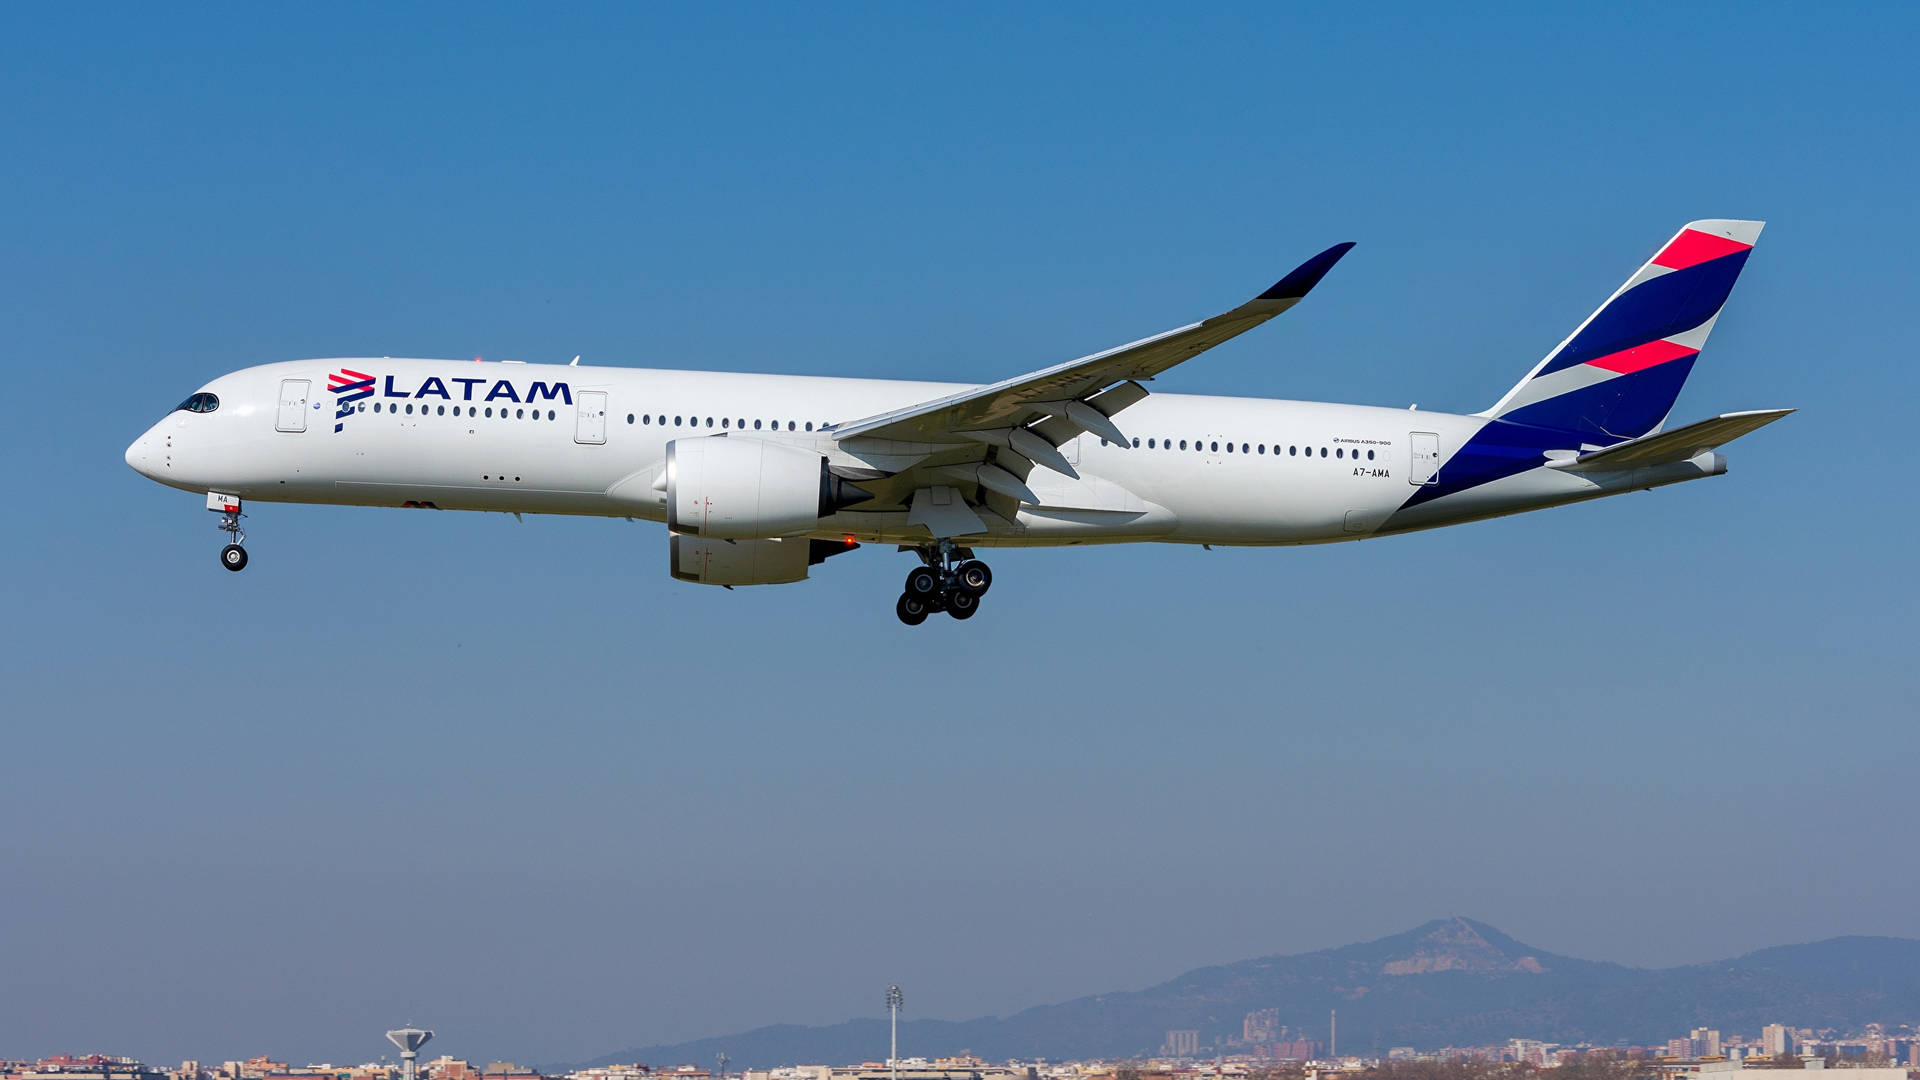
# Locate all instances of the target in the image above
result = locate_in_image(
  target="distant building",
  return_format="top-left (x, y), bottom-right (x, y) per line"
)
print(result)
top-left (15, 1058), bottom-right (168, 1080)
top-left (816, 1063), bottom-right (1025, 1080)
top-left (1691, 1030), bottom-right (1722, 1059)
top-left (1762, 1026), bottom-right (1792, 1058)
top-left (566, 1066), bottom-right (655, 1080)
top-left (1267, 1041), bottom-right (1319, 1062)
top-left (1163, 1032), bottom-right (1199, 1058)
top-left (1243, 1010), bottom-right (1279, 1045)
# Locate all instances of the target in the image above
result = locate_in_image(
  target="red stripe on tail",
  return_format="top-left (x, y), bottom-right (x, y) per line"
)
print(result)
top-left (1652, 229), bottom-right (1751, 271)
top-left (1585, 339), bottom-right (1699, 375)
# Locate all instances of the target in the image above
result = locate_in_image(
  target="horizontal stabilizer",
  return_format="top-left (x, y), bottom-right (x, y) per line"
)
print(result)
top-left (1549, 409), bottom-right (1793, 472)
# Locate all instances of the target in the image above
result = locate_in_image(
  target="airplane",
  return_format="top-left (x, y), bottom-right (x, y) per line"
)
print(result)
top-left (125, 219), bottom-right (1789, 625)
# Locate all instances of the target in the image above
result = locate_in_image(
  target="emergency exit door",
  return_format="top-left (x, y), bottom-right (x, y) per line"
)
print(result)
top-left (276, 379), bottom-right (310, 433)
top-left (574, 391), bottom-right (608, 445)
top-left (1409, 431), bottom-right (1440, 485)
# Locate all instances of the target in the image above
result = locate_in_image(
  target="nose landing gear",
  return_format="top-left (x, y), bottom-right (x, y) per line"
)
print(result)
top-left (894, 541), bottom-right (992, 625)
top-left (209, 491), bottom-right (248, 572)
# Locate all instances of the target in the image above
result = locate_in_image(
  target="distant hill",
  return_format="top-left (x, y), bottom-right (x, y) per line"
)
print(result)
top-left (570, 918), bottom-right (1920, 1069)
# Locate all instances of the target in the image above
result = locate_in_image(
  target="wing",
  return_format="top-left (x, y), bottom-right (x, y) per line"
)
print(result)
top-left (831, 242), bottom-right (1355, 449)
top-left (824, 242), bottom-right (1355, 533)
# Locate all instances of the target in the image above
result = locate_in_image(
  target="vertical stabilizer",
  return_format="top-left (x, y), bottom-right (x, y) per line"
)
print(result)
top-left (1481, 219), bottom-right (1763, 442)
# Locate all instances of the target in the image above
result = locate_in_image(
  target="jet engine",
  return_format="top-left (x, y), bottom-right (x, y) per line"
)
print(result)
top-left (669, 535), bottom-right (861, 587)
top-left (665, 436), bottom-right (868, 539)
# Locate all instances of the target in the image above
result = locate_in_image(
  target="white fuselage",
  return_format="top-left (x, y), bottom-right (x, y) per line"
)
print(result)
top-left (124, 357), bottom-right (1723, 549)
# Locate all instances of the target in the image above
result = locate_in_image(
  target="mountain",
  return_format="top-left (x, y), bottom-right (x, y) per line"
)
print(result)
top-left (571, 918), bottom-right (1920, 1069)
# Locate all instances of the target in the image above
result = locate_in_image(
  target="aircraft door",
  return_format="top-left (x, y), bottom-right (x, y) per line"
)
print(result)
top-left (1409, 431), bottom-right (1439, 485)
top-left (276, 379), bottom-right (311, 433)
top-left (574, 391), bottom-right (608, 445)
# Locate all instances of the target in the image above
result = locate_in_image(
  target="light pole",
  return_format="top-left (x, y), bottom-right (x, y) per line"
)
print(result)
top-left (886, 985), bottom-right (904, 1080)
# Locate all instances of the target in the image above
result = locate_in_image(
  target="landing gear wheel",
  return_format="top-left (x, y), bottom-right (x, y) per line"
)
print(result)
top-left (956, 560), bottom-right (992, 594)
top-left (220, 544), bottom-right (248, 572)
top-left (946, 589), bottom-right (979, 619)
top-left (904, 566), bottom-right (939, 597)
top-left (895, 592), bottom-right (930, 626)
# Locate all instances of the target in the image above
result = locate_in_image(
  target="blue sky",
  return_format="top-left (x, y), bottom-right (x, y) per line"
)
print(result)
top-left (3, 1), bottom-right (1916, 1068)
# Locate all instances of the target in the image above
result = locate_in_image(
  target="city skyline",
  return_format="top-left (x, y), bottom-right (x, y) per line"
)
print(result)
top-left (9, 1013), bottom-right (1920, 1079)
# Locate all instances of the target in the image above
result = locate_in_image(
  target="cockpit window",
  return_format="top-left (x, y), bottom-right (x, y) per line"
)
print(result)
top-left (174, 392), bottom-right (219, 414)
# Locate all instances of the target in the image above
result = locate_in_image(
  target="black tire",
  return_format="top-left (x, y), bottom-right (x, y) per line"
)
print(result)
top-left (220, 544), bottom-right (248, 572)
top-left (947, 589), bottom-right (979, 619)
top-left (957, 560), bottom-right (992, 594)
top-left (895, 592), bottom-right (929, 626)
top-left (904, 566), bottom-right (939, 597)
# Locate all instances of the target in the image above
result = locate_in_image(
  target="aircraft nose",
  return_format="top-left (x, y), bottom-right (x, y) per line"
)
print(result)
top-left (125, 427), bottom-right (156, 477)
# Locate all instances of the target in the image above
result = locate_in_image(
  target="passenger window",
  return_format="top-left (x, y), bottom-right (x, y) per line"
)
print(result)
top-left (1179, 440), bottom-right (1187, 450)
top-left (1320, 447), bottom-right (1327, 457)
top-left (1211, 441), bottom-right (1219, 452)
top-left (722, 417), bottom-right (730, 428)
top-left (1258, 444), bottom-right (1266, 454)
top-left (1131, 438), bottom-right (1140, 448)
top-left (516, 408), bottom-right (524, 419)
top-left (805, 422), bottom-right (814, 431)
top-left (705, 417), bottom-right (713, 427)
top-left (1148, 439), bottom-right (1156, 448)
top-left (1336, 447), bottom-right (1343, 458)
top-left (1226, 442), bottom-right (1234, 453)
top-left (754, 419), bottom-right (763, 430)
top-left (674, 416), bottom-right (682, 426)
top-left (1289, 445), bottom-right (1296, 456)
top-left (627, 414), bottom-right (634, 424)
top-left (1368, 449), bottom-right (1375, 460)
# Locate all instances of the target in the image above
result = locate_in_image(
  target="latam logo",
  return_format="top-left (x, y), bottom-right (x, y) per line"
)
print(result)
top-left (327, 370), bottom-right (573, 433)
top-left (328, 368), bottom-right (376, 432)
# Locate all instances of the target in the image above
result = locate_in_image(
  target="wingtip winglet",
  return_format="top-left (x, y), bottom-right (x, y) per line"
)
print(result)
top-left (1258, 241), bottom-right (1357, 301)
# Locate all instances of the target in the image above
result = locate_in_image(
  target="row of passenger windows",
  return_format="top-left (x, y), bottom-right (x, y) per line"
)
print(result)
top-left (361, 398), bottom-right (1370, 462)
top-left (367, 402), bottom-right (557, 420)
top-left (1103, 436), bottom-right (1378, 460)
top-left (626, 414), bottom-right (828, 432)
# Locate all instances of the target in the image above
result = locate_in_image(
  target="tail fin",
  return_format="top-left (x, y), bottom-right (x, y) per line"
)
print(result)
top-left (1482, 219), bottom-right (1763, 442)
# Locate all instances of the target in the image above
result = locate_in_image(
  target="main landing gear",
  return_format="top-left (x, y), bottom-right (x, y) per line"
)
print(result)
top-left (895, 541), bottom-right (993, 625)
top-left (210, 492), bottom-right (248, 572)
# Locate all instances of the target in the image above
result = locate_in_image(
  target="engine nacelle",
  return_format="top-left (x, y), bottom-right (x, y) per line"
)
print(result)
top-left (669, 535), bottom-right (861, 587)
top-left (666, 436), bottom-right (866, 539)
